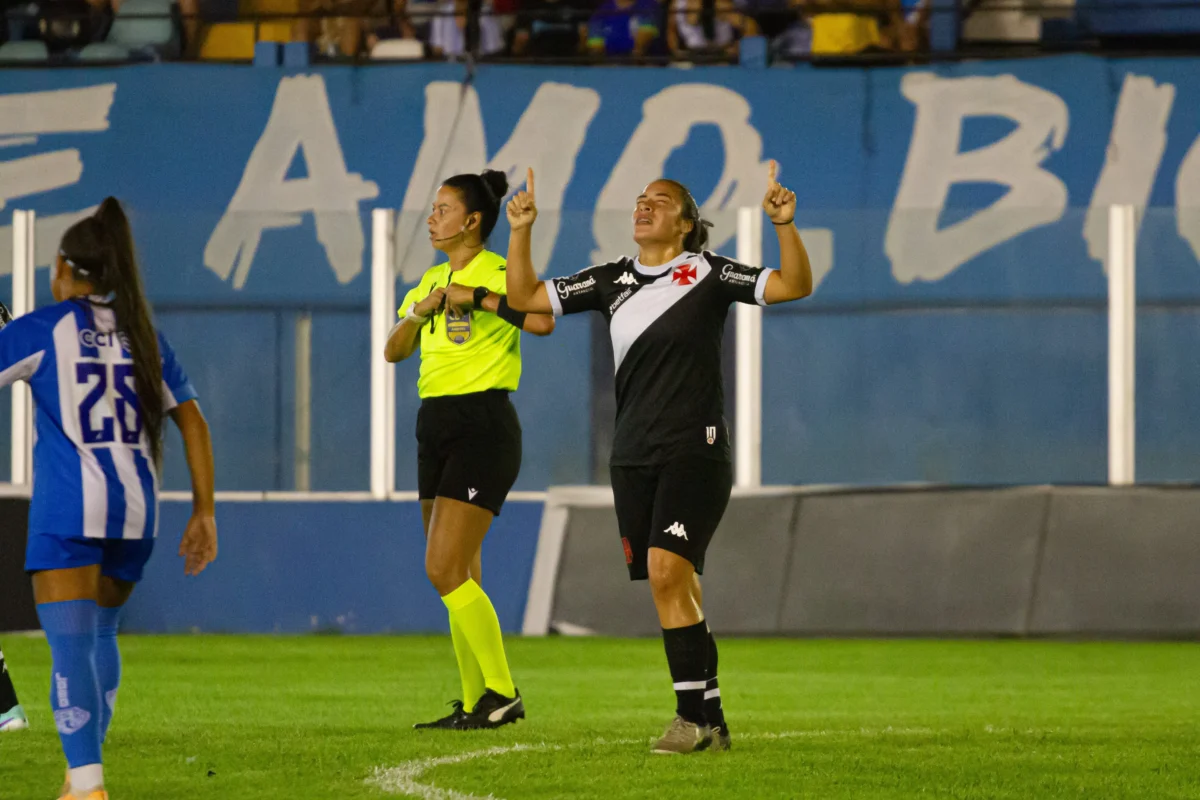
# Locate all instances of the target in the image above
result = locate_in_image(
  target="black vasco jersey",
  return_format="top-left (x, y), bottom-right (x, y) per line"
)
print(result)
top-left (546, 251), bottom-right (771, 466)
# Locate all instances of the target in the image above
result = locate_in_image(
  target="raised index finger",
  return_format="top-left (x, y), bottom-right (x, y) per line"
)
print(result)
top-left (527, 167), bottom-right (536, 201)
top-left (767, 159), bottom-right (778, 185)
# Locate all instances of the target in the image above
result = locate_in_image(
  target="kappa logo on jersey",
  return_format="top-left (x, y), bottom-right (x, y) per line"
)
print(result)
top-left (664, 521), bottom-right (688, 540)
top-left (614, 272), bottom-right (638, 286)
top-left (706, 426), bottom-right (717, 445)
top-left (672, 264), bottom-right (698, 286)
top-left (445, 307), bottom-right (472, 345)
top-left (557, 275), bottom-right (596, 299)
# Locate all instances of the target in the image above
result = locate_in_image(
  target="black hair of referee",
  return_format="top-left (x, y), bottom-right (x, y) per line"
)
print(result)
top-left (503, 162), bottom-right (813, 753)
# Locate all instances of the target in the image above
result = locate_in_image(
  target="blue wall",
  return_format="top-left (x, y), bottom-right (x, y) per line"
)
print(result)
top-left (5, 56), bottom-right (1200, 487)
top-left (123, 500), bottom-right (543, 633)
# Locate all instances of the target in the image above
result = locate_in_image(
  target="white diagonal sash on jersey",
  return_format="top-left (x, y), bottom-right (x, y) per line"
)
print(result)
top-left (609, 257), bottom-right (710, 372)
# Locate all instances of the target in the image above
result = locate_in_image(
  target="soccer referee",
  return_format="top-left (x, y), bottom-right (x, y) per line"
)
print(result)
top-left (385, 169), bottom-right (554, 731)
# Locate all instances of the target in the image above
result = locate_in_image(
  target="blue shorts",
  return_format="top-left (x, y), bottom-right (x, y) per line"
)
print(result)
top-left (25, 532), bottom-right (155, 583)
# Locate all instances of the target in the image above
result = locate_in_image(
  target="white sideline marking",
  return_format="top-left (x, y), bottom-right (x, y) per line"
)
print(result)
top-left (367, 738), bottom-right (639, 800)
top-left (366, 727), bottom-right (1008, 798)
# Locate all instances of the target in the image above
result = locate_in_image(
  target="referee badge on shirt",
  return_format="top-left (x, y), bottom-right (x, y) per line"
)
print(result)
top-left (445, 307), bottom-right (472, 345)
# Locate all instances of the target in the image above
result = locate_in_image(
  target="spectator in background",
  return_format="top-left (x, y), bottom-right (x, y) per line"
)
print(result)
top-left (768, 0), bottom-right (810, 58)
top-left (30, 0), bottom-right (108, 53)
top-left (511, 0), bottom-right (587, 57)
top-left (667, 0), bottom-right (758, 59)
top-left (365, 0), bottom-right (419, 54)
top-left (587, 0), bottom-right (661, 57)
top-left (429, 0), bottom-right (504, 57)
top-left (895, 0), bottom-right (926, 51)
top-left (805, 0), bottom-right (902, 55)
top-left (295, 0), bottom-right (385, 57)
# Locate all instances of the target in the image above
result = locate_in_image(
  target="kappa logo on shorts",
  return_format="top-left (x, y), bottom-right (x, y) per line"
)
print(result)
top-left (468, 488), bottom-right (478, 500)
top-left (614, 272), bottom-right (638, 286)
top-left (621, 537), bottom-right (634, 564)
top-left (706, 426), bottom-right (717, 445)
top-left (664, 522), bottom-right (688, 540)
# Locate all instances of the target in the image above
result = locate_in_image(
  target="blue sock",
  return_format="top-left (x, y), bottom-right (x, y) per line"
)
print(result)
top-left (36, 600), bottom-right (102, 770)
top-left (96, 606), bottom-right (123, 742)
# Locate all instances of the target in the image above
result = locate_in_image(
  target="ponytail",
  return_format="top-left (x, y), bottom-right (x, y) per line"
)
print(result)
top-left (61, 198), bottom-right (165, 466)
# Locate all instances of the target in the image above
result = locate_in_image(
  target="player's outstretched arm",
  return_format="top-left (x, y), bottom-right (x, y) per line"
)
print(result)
top-left (443, 283), bottom-right (555, 337)
top-left (170, 399), bottom-right (217, 576)
top-left (761, 160), bottom-right (813, 305)
top-left (505, 168), bottom-right (554, 314)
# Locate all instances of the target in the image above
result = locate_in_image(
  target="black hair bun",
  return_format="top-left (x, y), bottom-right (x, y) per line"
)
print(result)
top-left (480, 170), bottom-right (509, 202)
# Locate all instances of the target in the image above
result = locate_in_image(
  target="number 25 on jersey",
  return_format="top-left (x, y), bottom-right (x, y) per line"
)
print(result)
top-left (76, 361), bottom-right (142, 445)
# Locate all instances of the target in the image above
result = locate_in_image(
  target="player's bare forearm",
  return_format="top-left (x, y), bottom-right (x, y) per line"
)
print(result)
top-left (504, 228), bottom-right (552, 314)
top-left (521, 313), bottom-right (555, 336)
top-left (384, 320), bottom-right (421, 363)
top-left (171, 399), bottom-right (214, 516)
top-left (764, 223), bottom-right (813, 304)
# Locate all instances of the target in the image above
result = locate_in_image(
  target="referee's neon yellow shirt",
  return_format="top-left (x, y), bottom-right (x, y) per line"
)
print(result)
top-left (399, 249), bottom-right (523, 399)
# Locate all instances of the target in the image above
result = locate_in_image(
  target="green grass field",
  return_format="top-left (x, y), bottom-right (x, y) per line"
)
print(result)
top-left (2, 635), bottom-right (1198, 799)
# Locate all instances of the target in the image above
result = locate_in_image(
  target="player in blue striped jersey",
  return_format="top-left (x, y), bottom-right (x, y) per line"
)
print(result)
top-left (0, 198), bottom-right (217, 800)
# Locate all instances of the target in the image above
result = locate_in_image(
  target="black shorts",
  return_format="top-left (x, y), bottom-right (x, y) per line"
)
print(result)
top-left (609, 456), bottom-right (733, 581)
top-left (417, 389), bottom-right (522, 516)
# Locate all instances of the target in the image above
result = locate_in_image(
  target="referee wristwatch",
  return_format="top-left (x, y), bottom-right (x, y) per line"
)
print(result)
top-left (473, 286), bottom-right (489, 308)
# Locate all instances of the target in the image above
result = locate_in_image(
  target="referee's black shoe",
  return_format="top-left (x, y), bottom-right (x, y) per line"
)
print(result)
top-left (461, 688), bottom-right (525, 729)
top-left (413, 700), bottom-right (470, 730)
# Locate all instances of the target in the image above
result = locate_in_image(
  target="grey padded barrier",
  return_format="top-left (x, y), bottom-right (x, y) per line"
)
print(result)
top-left (550, 504), bottom-right (660, 636)
top-left (779, 488), bottom-right (1050, 635)
top-left (1029, 487), bottom-right (1200, 635)
top-left (548, 493), bottom-right (802, 637)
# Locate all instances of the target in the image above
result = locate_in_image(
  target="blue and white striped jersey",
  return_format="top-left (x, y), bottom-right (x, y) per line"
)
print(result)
top-left (0, 299), bottom-right (197, 541)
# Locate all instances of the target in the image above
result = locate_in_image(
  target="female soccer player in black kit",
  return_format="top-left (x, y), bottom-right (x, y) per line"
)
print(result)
top-left (504, 163), bottom-right (812, 754)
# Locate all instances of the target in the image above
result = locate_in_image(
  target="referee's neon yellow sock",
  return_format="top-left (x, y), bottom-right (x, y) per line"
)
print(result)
top-left (449, 614), bottom-right (486, 710)
top-left (442, 580), bottom-right (516, 699)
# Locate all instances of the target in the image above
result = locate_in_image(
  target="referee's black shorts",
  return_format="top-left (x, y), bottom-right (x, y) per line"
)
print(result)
top-left (609, 456), bottom-right (734, 581)
top-left (416, 389), bottom-right (522, 516)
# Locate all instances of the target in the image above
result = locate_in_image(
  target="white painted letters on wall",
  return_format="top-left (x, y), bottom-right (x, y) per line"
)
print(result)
top-left (206, 75), bottom-right (379, 289)
top-left (886, 73), bottom-right (1069, 283)
top-left (1175, 126), bottom-right (1200, 264)
top-left (0, 85), bottom-right (115, 275)
top-left (593, 84), bottom-right (768, 264)
top-left (1085, 74), bottom-right (1174, 267)
top-left (396, 81), bottom-right (599, 282)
